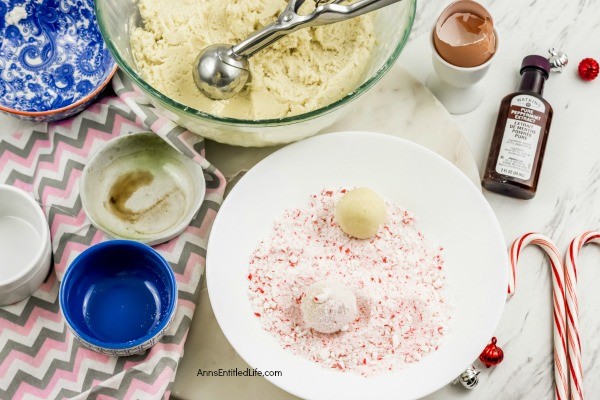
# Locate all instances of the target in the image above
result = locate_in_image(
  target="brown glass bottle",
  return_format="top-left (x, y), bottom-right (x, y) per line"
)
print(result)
top-left (482, 55), bottom-right (553, 199)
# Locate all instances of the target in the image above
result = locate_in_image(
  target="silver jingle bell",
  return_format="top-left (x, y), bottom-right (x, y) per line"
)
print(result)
top-left (548, 48), bottom-right (568, 73)
top-left (451, 365), bottom-right (481, 389)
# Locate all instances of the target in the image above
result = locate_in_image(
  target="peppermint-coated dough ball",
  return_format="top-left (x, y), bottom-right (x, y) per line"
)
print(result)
top-left (301, 280), bottom-right (358, 334)
top-left (335, 188), bottom-right (387, 239)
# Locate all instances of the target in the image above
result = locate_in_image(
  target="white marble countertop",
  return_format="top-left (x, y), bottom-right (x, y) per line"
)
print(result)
top-left (401, 1), bottom-right (600, 399)
top-left (2, 0), bottom-right (600, 399)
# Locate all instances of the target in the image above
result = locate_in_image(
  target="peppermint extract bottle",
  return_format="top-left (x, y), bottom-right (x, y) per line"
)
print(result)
top-left (482, 55), bottom-right (553, 199)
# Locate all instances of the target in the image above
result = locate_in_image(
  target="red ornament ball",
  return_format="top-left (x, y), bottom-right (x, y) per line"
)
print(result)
top-left (578, 58), bottom-right (599, 81)
top-left (479, 337), bottom-right (504, 368)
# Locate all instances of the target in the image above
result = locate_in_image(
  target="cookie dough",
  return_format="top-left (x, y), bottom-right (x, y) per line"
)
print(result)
top-left (335, 187), bottom-right (387, 239)
top-left (300, 280), bottom-right (358, 334)
top-left (130, 0), bottom-right (375, 119)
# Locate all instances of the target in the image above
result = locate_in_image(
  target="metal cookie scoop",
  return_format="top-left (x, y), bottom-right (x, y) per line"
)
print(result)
top-left (192, 0), bottom-right (404, 100)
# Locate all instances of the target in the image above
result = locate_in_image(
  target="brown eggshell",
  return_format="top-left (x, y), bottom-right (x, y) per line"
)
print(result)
top-left (433, 0), bottom-right (496, 68)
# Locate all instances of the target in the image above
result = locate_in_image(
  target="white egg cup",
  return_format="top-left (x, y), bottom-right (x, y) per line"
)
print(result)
top-left (426, 27), bottom-right (500, 115)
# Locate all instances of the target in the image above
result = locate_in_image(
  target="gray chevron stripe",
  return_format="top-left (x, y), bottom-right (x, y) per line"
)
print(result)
top-left (0, 338), bottom-right (86, 398)
top-left (53, 225), bottom-right (98, 265)
top-left (34, 158), bottom-right (85, 203)
top-left (163, 243), bottom-right (206, 303)
top-left (2, 169), bottom-right (35, 186)
top-left (177, 278), bottom-right (203, 304)
top-left (134, 102), bottom-right (160, 128)
top-left (192, 141), bottom-right (204, 155)
top-left (166, 129), bottom-right (198, 160)
top-left (0, 285), bottom-right (59, 324)
top-left (0, 326), bottom-right (66, 361)
top-left (46, 387), bottom-right (81, 399)
top-left (178, 286), bottom-right (201, 304)
top-left (188, 199), bottom-right (221, 229)
top-left (0, 129), bottom-right (50, 160)
top-left (39, 353), bottom-right (175, 399)
top-left (0, 331), bottom-right (179, 398)
top-left (165, 244), bottom-right (205, 303)
top-left (204, 162), bottom-right (219, 174)
top-left (3, 341), bottom-right (172, 399)
top-left (178, 260), bottom-right (205, 304)
top-left (2, 106), bottom-right (139, 190)
top-left (84, 357), bottom-right (179, 400)
top-left (188, 203), bottom-right (210, 229)
top-left (79, 347), bottom-right (151, 389)
top-left (0, 312), bottom-right (191, 398)
top-left (0, 105), bottom-right (136, 170)
top-left (46, 196), bottom-right (83, 231)
top-left (204, 170), bottom-right (222, 189)
top-left (116, 351), bottom-right (152, 367)
top-left (167, 242), bottom-right (204, 276)
top-left (112, 70), bottom-right (136, 95)
top-left (34, 107), bottom-right (139, 164)
top-left (159, 316), bottom-right (192, 345)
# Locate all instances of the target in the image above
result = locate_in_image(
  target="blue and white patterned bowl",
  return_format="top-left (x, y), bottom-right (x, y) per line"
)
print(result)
top-left (0, 0), bottom-right (117, 122)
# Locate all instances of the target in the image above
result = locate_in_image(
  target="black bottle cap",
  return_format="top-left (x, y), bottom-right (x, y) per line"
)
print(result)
top-left (520, 55), bottom-right (551, 78)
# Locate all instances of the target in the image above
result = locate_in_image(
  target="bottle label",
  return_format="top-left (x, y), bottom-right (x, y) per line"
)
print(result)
top-left (495, 95), bottom-right (547, 181)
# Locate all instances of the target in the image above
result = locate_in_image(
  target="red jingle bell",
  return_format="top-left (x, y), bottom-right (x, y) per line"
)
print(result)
top-left (479, 337), bottom-right (504, 368)
top-left (578, 58), bottom-right (599, 81)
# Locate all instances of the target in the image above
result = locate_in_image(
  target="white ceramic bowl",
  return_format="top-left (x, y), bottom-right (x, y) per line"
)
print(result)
top-left (207, 132), bottom-right (508, 400)
top-left (0, 185), bottom-right (52, 306)
top-left (80, 133), bottom-right (206, 245)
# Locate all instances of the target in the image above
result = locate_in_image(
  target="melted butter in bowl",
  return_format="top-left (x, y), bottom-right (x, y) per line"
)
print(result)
top-left (81, 133), bottom-right (205, 245)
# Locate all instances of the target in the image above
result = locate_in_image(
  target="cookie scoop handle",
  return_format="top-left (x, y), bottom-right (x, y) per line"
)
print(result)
top-left (194, 0), bottom-right (403, 100)
top-left (232, 0), bottom-right (404, 57)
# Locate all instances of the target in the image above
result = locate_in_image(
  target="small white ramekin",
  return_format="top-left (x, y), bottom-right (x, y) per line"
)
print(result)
top-left (0, 185), bottom-right (52, 305)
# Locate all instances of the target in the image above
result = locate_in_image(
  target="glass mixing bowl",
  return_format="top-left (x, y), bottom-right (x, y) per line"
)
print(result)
top-left (95, 0), bottom-right (416, 147)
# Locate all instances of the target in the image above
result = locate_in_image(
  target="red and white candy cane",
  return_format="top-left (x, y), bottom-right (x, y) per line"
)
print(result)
top-left (565, 231), bottom-right (600, 400)
top-left (508, 233), bottom-right (569, 400)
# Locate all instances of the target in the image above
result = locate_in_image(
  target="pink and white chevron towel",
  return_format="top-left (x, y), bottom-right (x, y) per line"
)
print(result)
top-left (0, 71), bottom-right (226, 399)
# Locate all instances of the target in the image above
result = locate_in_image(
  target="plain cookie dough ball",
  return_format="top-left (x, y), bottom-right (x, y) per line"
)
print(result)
top-left (300, 280), bottom-right (358, 334)
top-left (335, 188), bottom-right (387, 239)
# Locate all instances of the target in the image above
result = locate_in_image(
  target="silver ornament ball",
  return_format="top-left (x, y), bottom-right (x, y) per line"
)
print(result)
top-left (548, 48), bottom-right (568, 73)
top-left (451, 365), bottom-right (481, 389)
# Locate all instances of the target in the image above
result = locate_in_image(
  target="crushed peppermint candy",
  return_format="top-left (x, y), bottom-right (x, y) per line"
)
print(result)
top-left (247, 188), bottom-right (452, 376)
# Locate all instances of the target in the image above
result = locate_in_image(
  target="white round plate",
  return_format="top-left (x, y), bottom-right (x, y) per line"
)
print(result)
top-left (207, 131), bottom-right (508, 400)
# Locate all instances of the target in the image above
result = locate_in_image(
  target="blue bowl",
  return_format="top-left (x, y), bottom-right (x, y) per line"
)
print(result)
top-left (0, 0), bottom-right (117, 122)
top-left (59, 240), bottom-right (177, 356)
